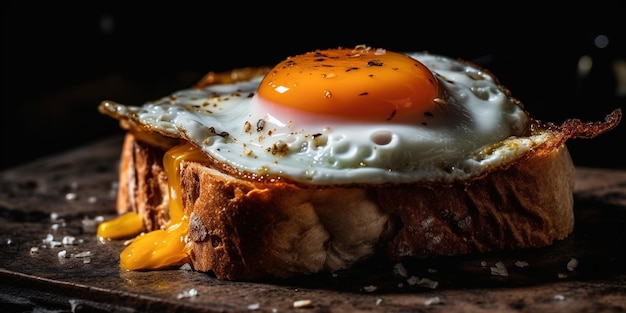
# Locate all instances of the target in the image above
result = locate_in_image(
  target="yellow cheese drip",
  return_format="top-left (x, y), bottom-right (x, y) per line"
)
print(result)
top-left (119, 142), bottom-right (208, 271)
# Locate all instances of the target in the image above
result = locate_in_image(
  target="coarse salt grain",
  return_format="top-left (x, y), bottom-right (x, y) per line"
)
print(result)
top-left (73, 251), bottom-right (91, 258)
top-left (247, 303), bottom-right (260, 310)
top-left (177, 288), bottom-right (198, 299)
top-left (62, 236), bottom-right (76, 245)
top-left (407, 276), bottom-right (439, 289)
top-left (424, 296), bottom-right (441, 306)
top-left (363, 285), bottom-right (377, 292)
top-left (65, 193), bottom-right (77, 201)
top-left (407, 276), bottom-right (420, 285)
top-left (393, 263), bottom-right (408, 277)
top-left (567, 258), bottom-right (578, 271)
top-left (58, 250), bottom-right (67, 258)
top-left (515, 260), bottom-right (529, 268)
top-left (490, 261), bottom-right (509, 276)
top-left (293, 300), bottom-right (313, 308)
top-left (420, 278), bottom-right (439, 289)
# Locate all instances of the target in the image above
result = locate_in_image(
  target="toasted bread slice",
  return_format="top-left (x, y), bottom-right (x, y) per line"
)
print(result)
top-left (114, 108), bottom-right (621, 280)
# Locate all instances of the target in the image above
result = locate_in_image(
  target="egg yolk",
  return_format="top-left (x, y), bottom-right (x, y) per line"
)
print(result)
top-left (117, 142), bottom-right (208, 271)
top-left (258, 46), bottom-right (439, 123)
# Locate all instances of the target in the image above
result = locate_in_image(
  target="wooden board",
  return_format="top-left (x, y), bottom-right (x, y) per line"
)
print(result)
top-left (1, 135), bottom-right (625, 312)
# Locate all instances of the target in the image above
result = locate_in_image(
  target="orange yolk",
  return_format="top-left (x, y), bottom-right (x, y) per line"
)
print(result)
top-left (258, 46), bottom-right (439, 123)
top-left (118, 142), bottom-right (208, 271)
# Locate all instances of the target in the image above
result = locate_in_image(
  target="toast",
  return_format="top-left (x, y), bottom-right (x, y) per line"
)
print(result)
top-left (112, 107), bottom-right (620, 280)
top-left (99, 48), bottom-right (622, 281)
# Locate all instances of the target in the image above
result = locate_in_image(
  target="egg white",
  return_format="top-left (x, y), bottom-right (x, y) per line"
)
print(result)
top-left (100, 52), bottom-right (535, 185)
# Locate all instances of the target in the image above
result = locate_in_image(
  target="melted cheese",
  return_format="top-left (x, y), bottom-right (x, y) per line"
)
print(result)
top-left (115, 142), bottom-right (208, 271)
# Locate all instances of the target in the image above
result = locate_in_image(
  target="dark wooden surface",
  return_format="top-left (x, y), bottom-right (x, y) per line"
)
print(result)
top-left (1, 135), bottom-right (625, 312)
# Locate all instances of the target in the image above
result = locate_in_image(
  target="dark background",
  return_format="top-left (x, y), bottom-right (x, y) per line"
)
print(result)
top-left (3, 4), bottom-right (625, 171)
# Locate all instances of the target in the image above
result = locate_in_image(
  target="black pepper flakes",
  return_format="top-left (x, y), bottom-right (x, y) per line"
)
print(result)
top-left (208, 127), bottom-right (229, 137)
top-left (256, 119), bottom-right (265, 132)
top-left (366, 60), bottom-right (383, 67)
top-left (282, 60), bottom-right (296, 68)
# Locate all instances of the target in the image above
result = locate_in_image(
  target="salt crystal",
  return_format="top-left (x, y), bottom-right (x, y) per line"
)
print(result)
top-left (50, 212), bottom-right (59, 221)
top-left (363, 285), bottom-right (377, 292)
top-left (62, 236), bottom-right (76, 245)
top-left (177, 288), bottom-right (198, 299)
top-left (375, 298), bottom-right (383, 305)
top-left (30, 247), bottom-right (39, 254)
top-left (490, 261), bottom-right (509, 276)
top-left (43, 234), bottom-right (54, 244)
top-left (393, 262), bottom-right (408, 277)
top-left (417, 278), bottom-right (439, 289)
top-left (73, 251), bottom-right (91, 258)
top-left (554, 294), bottom-right (565, 301)
top-left (65, 193), bottom-right (77, 201)
top-left (87, 196), bottom-right (97, 203)
top-left (293, 300), bottom-right (313, 308)
top-left (247, 303), bottom-right (260, 310)
top-left (424, 296), bottom-right (441, 306)
top-left (515, 260), bottom-right (529, 268)
top-left (407, 276), bottom-right (420, 285)
top-left (58, 250), bottom-right (67, 258)
top-left (81, 218), bottom-right (98, 233)
top-left (567, 258), bottom-right (578, 271)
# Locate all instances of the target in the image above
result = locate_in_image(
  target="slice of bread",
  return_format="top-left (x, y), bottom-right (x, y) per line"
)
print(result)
top-left (114, 107), bottom-right (621, 280)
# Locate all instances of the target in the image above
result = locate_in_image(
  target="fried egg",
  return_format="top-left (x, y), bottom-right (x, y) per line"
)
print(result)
top-left (99, 45), bottom-right (532, 185)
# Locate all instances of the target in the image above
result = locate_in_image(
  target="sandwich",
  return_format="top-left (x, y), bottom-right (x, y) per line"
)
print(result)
top-left (96, 45), bottom-right (622, 281)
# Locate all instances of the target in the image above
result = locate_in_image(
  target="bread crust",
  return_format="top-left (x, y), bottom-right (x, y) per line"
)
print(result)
top-left (116, 133), bottom-right (170, 231)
